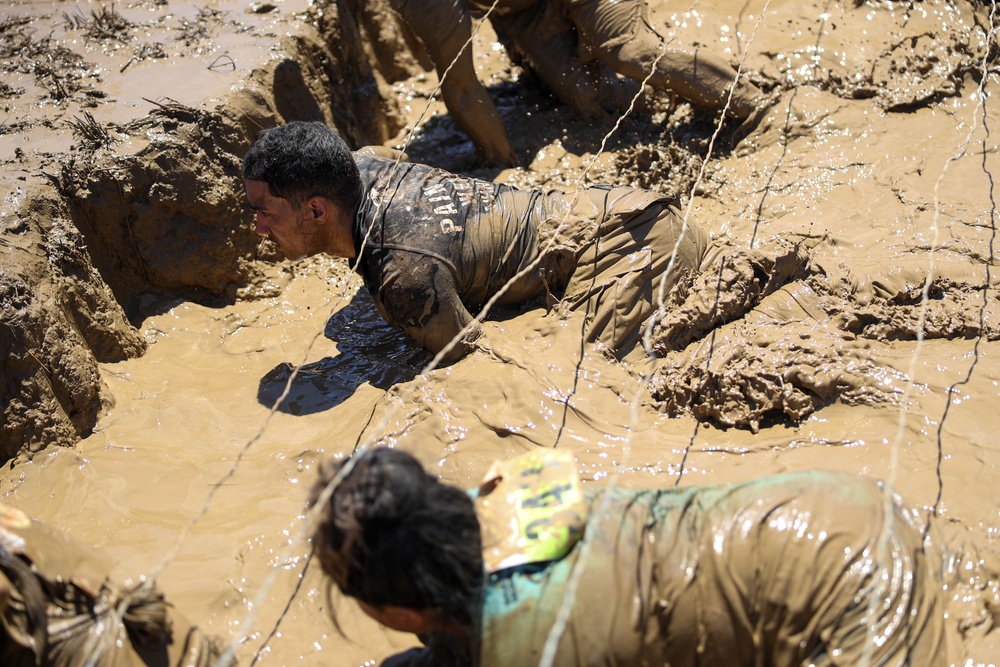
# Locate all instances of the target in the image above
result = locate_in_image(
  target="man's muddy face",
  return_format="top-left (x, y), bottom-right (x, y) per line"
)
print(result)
top-left (244, 179), bottom-right (321, 260)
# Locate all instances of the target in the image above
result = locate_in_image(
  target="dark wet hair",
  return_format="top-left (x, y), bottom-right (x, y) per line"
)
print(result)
top-left (242, 121), bottom-right (363, 210)
top-left (309, 448), bottom-right (484, 632)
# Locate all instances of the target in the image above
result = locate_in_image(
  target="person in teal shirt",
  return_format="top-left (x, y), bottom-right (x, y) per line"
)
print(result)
top-left (310, 447), bottom-right (950, 667)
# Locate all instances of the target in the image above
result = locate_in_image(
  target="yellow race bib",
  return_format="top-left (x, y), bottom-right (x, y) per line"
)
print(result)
top-left (474, 449), bottom-right (587, 573)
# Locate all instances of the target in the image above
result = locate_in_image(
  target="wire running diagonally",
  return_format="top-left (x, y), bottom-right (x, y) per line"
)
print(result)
top-left (858, 4), bottom-right (999, 666)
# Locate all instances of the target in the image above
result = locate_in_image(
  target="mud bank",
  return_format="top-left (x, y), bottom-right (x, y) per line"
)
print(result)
top-left (0, 0), bottom-right (412, 459)
top-left (2, 0), bottom-right (1000, 665)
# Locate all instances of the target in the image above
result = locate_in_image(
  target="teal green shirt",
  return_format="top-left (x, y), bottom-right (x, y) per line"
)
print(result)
top-left (391, 471), bottom-right (948, 667)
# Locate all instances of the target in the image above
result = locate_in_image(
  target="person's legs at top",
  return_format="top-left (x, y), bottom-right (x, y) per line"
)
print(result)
top-left (561, 0), bottom-right (762, 119)
top-left (492, 5), bottom-right (638, 119)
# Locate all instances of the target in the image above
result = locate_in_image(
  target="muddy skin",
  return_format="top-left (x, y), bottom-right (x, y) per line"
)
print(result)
top-left (1, 0), bottom-right (1000, 665)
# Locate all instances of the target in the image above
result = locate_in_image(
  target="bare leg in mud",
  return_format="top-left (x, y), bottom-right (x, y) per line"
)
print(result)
top-left (562, 0), bottom-right (763, 119)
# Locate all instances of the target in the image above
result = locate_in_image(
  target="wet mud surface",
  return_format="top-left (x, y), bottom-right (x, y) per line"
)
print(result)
top-left (2, 0), bottom-right (1000, 664)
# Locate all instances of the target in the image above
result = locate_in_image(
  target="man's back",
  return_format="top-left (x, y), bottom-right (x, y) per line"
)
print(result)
top-left (351, 154), bottom-right (565, 358)
top-left (478, 473), bottom-right (948, 667)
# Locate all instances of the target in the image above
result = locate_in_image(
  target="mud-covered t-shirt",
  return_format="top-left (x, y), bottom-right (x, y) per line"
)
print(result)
top-left (351, 153), bottom-right (579, 361)
top-left (385, 471), bottom-right (948, 667)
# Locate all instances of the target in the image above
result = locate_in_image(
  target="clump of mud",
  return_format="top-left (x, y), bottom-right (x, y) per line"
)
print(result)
top-left (647, 251), bottom-right (999, 431)
top-left (648, 283), bottom-right (903, 432)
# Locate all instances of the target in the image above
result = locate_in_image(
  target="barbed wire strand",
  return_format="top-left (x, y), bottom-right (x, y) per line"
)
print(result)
top-left (860, 3), bottom-right (998, 666)
top-left (932, 3), bottom-right (998, 521)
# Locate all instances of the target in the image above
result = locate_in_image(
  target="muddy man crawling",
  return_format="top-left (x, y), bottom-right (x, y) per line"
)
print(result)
top-left (388, 0), bottom-right (764, 165)
top-left (310, 447), bottom-right (951, 667)
top-left (243, 121), bottom-right (804, 366)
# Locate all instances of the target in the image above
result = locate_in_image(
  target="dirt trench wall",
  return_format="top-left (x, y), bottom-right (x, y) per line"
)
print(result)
top-left (1, 187), bottom-right (144, 461)
top-left (0, 0), bottom-right (408, 462)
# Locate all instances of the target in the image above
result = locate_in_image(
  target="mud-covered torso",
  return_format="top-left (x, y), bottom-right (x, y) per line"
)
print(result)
top-left (351, 154), bottom-right (571, 353)
top-left (393, 0), bottom-right (645, 57)
top-left (353, 154), bottom-right (546, 305)
top-left (468, 472), bottom-right (943, 667)
top-left (350, 153), bottom-right (681, 360)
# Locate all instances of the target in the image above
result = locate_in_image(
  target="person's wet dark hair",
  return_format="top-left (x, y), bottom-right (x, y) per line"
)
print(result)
top-left (309, 448), bottom-right (484, 633)
top-left (242, 121), bottom-right (363, 211)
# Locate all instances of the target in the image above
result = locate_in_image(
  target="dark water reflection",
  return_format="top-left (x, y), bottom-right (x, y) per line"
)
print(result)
top-left (257, 289), bottom-right (429, 415)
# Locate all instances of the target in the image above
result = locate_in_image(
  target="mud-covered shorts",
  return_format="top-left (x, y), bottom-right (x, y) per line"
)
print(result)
top-left (553, 187), bottom-right (708, 359)
top-left (558, 0), bottom-right (652, 57)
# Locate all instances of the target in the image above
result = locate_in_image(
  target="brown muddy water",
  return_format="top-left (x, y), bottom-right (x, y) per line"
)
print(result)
top-left (2, 0), bottom-right (1000, 664)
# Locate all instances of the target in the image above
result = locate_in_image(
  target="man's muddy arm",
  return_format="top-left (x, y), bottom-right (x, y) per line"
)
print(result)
top-left (398, 297), bottom-right (482, 366)
top-left (390, 0), bottom-right (518, 166)
top-left (375, 259), bottom-right (482, 365)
